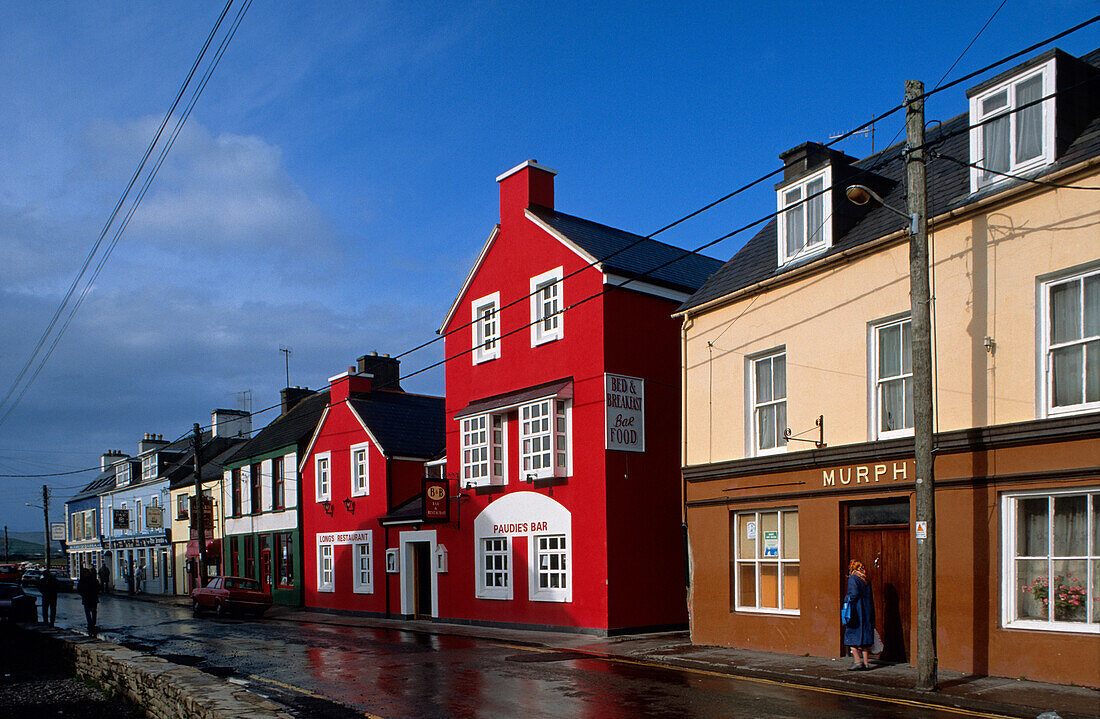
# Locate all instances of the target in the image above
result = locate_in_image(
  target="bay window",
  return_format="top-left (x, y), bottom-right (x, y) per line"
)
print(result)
top-left (462, 414), bottom-right (506, 487)
top-left (520, 399), bottom-right (568, 480)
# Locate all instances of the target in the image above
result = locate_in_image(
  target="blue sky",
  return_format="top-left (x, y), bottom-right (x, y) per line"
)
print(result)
top-left (0, 1), bottom-right (1096, 531)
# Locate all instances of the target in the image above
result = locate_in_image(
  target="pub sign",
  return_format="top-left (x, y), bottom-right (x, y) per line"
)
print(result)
top-left (423, 478), bottom-right (449, 522)
top-left (113, 508), bottom-right (130, 530)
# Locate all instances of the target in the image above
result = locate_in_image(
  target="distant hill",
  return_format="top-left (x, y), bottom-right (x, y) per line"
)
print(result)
top-left (3, 531), bottom-right (64, 560)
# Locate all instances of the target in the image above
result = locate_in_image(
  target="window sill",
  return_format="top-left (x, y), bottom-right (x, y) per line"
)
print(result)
top-left (877, 428), bottom-right (914, 441)
top-left (1002, 619), bottom-right (1099, 634)
top-left (472, 353), bottom-right (500, 365)
top-left (530, 593), bottom-right (570, 603)
top-left (733, 607), bottom-right (800, 617)
top-left (317, 586), bottom-right (334, 593)
top-left (350, 489), bottom-right (369, 498)
top-left (476, 591), bottom-right (512, 601)
top-left (352, 587), bottom-right (374, 595)
top-left (1045, 403), bottom-right (1100, 419)
top-left (531, 332), bottom-right (562, 348)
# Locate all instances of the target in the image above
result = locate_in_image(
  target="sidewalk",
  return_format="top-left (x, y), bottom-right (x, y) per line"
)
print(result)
top-left (128, 592), bottom-right (1100, 719)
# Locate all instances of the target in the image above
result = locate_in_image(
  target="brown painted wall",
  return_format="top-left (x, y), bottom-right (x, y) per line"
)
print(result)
top-left (686, 435), bottom-right (1100, 688)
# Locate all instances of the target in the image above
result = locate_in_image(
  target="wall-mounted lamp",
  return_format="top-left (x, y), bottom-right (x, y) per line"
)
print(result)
top-left (524, 473), bottom-right (536, 484)
top-left (983, 336), bottom-right (996, 354)
top-left (845, 184), bottom-right (918, 235)
top-left (465, 481), bottom-right (475, 490)
top-left (343, 497), bottom-right (355, 514)
top-left (321, 500), bottom-right (333, 516)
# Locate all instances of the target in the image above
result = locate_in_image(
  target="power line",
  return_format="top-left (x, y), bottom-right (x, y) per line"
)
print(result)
top-left (930, 150), bottom-right (1100, 189)
top-left (2, 21), bottom-right (1096, 479)
top-left (0, 1), bottom-right (246, 431)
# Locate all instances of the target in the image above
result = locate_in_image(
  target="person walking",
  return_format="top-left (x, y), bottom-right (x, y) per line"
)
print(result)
top-left (98, 562), bottom-right (110, 594)
top-left (843, 559), bottom-right (875, 671)
top-left (77, 567), bottom-right (100, 634)
top-left (39, 570), bottom-right (59, 626)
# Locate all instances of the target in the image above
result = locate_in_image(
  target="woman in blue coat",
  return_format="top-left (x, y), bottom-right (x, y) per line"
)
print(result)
top-left (843, 559), bottom-right (875, 670)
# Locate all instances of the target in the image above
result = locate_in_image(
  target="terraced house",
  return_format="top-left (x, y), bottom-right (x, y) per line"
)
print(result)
top-left (220, 387), bottom-right (328, 606)
top-left (677, 47), bottom-right (1100, 687)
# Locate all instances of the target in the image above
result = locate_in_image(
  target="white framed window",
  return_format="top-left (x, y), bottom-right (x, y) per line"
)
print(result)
top-left (1001, 489), bottom-right (1098, 632)
top-left (750, 350), bottom-right (787, 455)
top-left (116, 462), bottom-right (131, 487)
top-left (732, 509), bottom-right (800, 614)
top-left (1042, 268), bottom-right (1100, 416)
top-left (352, 538), bottom-right (373, 594)
top-left (520, 399), bottom-right (569, 480)
top-left (135, 500), bottom-right (142, 533)
top-left (472, 291), bottom-right (501, 364)
top-left (969, 59), bottom-right (1055, 192)
top-left (530, 267), bottom-right (564, 346)
top-left (461, 415), bottom-right (489, 484)
top-left (478, 536), bottom-right (511, 600)
top-left (318, 543), bottom-right (334, 592)
top-left (350, 443), bottom-right (370, 496)
top-left (777, 167), bottom-right (831, 266)
top-left (531, 534), bottom-right (570, 602)
top-left (315, 452), bottom-right (331, 502)
top-left (873, 317), bottom-right (913, 438)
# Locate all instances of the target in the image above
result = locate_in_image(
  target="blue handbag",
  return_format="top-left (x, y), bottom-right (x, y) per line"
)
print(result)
top-left (841, 597), bottom-right (856, 628)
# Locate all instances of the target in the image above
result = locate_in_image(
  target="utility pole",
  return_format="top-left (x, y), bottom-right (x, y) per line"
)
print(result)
top-left (906, 79), bottom-right (937, 691)
top-left (192, 423), bottom-right (208, 588)
top-left (5, 525), bottom-right (9, 562)
top-left (42, 484), bottom-right (51, 569)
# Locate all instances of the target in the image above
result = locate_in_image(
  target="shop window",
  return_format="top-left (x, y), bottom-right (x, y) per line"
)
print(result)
top-left (315, 453), bottom-right (331, 502)
top-left (318, 543), bottom-right (334, 592)
top-left (520, 399), bottom-right (569, 480)
top-left (530, 267), bottom-right (564, 346)
top-left (1042, 268), bottom-right (1100, 416)
top-left (969, 60), bottom-right (1054, 192)
top-left (230, 539), bottom-right (239, 577)
top-left (731, 509), bottom-right (799, 614)
top-left (478, 537), bottom-right (511, 600)
top-left (245, 538), bottom-right (255, 579)
top-left (750, 350), bottom-right (787, 455)
top-left (351, 444), bottom-right (369, 496)
top-left (177, 494), bottom-right (189, 520)
top-left (1002, 489), bottom-right (1098, 632)
top-left (532, 534), bottom-right (569, 603)
top-left (472, 291), bottom-right (501, 364)
top-left (353, 538), bottom-right (373, 594)
top-left (276, 532), bottom-right (294, 588)
top-left (272, 456), bottom-right (285, 510)
top-left (872, 317), bottom-right (913, 438)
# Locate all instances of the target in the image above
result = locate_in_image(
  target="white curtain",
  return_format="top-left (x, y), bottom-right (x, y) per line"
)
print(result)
top-left (1015, 75), bottom-right (1043, 163)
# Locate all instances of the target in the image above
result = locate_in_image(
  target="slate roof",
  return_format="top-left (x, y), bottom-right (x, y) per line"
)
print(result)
top-left (68, 471), bottom-right (117, 503)
top-left (348, 390), bottom-right (445, 459)
top-left (679, 47), bottom-right (1100, 314)
top-left (224, 391), bottom-right (330, 467)
top-left (527, 205), bottom-right (725, 295)
top-left (166, 434), bottom-right (251, 489)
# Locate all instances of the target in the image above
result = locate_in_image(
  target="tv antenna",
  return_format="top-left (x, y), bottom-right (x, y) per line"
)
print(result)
top-left (830, 121), bottom-right (876, 154)
top-left (279, 345), bottom-right (292, 388)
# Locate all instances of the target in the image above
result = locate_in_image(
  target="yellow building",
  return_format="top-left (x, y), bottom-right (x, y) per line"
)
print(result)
top-left (677, 47), bottom-right (1099, 688)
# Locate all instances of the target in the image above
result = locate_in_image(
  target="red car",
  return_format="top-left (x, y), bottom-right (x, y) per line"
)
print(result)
top-left (190, 576), bottom-right (271, 617)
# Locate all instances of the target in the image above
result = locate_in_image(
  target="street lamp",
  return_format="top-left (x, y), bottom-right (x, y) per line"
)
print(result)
top-left (844, 184), bottom-right (918, 234)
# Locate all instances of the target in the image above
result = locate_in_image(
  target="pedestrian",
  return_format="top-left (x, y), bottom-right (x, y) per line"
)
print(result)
top-left (40, 570), bottom-right (59, 626)
top-left (77, 567), bottom-right (100, 633)
top-left (98, 562), bottom-right (110, 593)
top-left (137, 562), bottom-right (146, 594)
top-left (843, 559), bottom-right (875, 671)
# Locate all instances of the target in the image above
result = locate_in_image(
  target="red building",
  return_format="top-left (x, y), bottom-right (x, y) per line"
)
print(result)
top-left (426, 161), bottom-right (723, 633)
top-left (300, 353), bottom-right (445, 614)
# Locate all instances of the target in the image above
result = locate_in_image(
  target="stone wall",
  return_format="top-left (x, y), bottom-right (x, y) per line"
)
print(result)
top-left (18, 625), bottom-right (293, 719)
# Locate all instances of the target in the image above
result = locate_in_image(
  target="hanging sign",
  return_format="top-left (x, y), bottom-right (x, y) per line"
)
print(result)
top-left (145, 506), bottom-right (164, 529)
top-left (423, 478), bottom-right (449, 522)
top-left (605, 373), bottom-right (645, 452)
top-left (50, 522), bottom-right (66, 541)
top-left (113, 509), bottom-right (130, 530)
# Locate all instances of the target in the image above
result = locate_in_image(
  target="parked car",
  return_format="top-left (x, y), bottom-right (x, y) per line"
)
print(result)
top-left (0, 564), bottom-right (22, 582)
top-left (0, 582), bottom-right (37, 622)
top-left (191, 576), bottom-right (272, 617)
top-left (19, 569), bottom-right (73, 591)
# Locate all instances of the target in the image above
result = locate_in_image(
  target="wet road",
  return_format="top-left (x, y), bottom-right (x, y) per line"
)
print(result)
top-left (48, 592), bottom-right (974, 719)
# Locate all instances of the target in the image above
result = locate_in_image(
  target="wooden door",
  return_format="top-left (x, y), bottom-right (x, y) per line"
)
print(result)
top-left (412, 542), bottom-right (432, 619)
top-left (844, 500), bottom-right (910, 662)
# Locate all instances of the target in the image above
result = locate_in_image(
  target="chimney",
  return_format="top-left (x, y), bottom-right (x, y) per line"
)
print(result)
top-left (211, 409), bottom-right (251, 439)
top-left (777, 142), bottom-right (858, 184)
top-left (357, 352), bottom-right (402, 391)
top-left (281, 386), bottom-right (312, 414)
top-left (328, 365), bottom-right (373, 404)
top-left (497, 159), bottom-right (556, 227)
top-left (101, 450), bottom-right (128, 472)
top-left (138, 433), bottom-right (169, 455)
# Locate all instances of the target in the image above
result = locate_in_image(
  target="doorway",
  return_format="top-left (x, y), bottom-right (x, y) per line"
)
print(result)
top-left (411, 542), bottom-right (432, 618)
top-left (260, 534), bottom-right (272, 593)
top-left (844, 498), bottom-right (910, 662)
top-left (399, 530), bottom-right (437, 619)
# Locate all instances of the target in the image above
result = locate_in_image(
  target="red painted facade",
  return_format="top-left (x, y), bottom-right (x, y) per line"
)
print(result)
top-left (427, 162), bottom-right (693, 633)
top-left (301, 369), bottom-right (440, 615)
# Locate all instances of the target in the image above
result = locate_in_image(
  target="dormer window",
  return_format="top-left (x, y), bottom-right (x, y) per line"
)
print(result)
top-left (116, 462), bottom-right (131, 487)
top-left (141, 454), bottom-right (158, 481)
top-left (777, 166), bottom-right (832, 266)
top-left (969, 58), bottom-right (1054, 192)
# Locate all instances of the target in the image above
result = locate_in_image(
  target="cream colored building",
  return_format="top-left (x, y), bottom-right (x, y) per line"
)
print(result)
top-left (677, 47), bottom-right (1099, 688)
